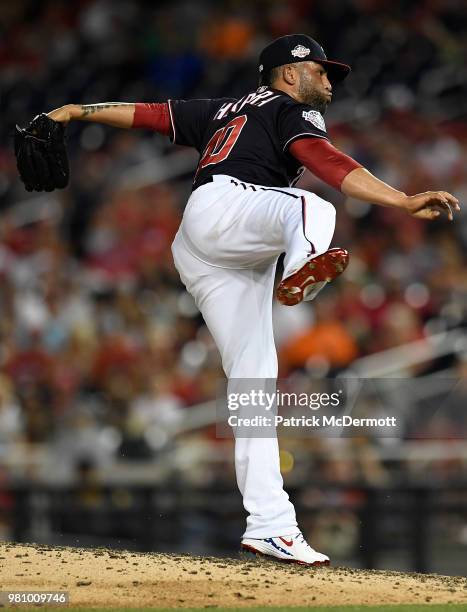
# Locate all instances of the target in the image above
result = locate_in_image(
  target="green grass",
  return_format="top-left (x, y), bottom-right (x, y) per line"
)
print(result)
top-left (15, 605), bottom-right (467, 612)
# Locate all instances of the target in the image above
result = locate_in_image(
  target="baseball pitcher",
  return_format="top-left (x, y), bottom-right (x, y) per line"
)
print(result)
top-left (16, 34), bottom-right (459, 565)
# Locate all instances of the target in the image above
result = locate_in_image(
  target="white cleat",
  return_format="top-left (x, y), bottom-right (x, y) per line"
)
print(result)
top-left (240, 531), bottom-right (330, 566)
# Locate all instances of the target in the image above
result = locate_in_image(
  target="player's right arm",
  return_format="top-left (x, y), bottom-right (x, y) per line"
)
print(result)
top-left (290, 138), bottom-right (460, 221)
top-left (340, 166), bottom-right (460, 221)
top-left (280, 101), bottom-right (460, 222)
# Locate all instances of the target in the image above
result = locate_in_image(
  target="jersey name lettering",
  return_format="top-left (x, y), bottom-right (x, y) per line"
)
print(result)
top-left (214, 90), bottom-right (280, 120)
top-left (169, 88), bottom-right (329, 190)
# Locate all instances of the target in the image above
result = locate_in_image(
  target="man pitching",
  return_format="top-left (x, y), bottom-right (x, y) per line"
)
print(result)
top-left (44, 34), bottom-right (459, 565)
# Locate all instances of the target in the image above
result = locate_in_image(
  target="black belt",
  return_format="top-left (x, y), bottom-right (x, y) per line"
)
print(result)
top-left (192, 176), bottom-right (214, 192)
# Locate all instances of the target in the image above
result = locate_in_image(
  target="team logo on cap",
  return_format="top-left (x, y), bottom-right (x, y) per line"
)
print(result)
top-left (291, 45), bottom-right (310, 58)
top-left (259, 64), bottom-right (263, 72)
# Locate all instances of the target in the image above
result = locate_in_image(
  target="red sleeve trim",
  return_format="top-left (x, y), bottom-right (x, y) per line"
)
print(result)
top-left (289, 137), bottom-right (362, 191)
top-left (132, 102), bottom-right (171, 136)
top-left (283, 132), bottom-right (328, 152)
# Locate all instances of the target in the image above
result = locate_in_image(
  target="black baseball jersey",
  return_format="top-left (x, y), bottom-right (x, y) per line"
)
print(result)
top-left (167, 86), bottom-right (329, 190)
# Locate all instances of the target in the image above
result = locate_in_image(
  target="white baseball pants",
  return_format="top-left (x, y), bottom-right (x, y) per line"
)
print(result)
top-left (171, 174), bottom-right (336, 538)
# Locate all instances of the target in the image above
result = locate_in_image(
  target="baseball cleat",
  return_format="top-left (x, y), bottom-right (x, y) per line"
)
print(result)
top-left (240, 532), bottom-right (330, 566)
top-left (276, 247), bottom-right (349, 306)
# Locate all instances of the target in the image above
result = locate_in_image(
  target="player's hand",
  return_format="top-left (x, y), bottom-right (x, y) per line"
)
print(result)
top-left (47, 105), bottom-right (75, 125)
top-left (404, 191), bottom-right (460, 221)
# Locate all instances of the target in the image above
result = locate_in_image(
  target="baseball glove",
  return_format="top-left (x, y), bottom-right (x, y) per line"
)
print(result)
top-left (14, 113), bottom-right (69, 192)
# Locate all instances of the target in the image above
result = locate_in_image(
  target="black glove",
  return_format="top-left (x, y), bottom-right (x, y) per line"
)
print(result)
top-left (14, 113), bottom-right (69, 192)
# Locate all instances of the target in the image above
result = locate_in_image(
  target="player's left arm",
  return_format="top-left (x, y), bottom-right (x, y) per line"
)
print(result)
top-left (47, 99), bottom-right (222, 150)
top-left (290, 138), bottom-right (460, 221)
top-left (47, 102), bottom-right (171, 133)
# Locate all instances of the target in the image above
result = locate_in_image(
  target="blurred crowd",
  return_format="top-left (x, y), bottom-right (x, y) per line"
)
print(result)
top-left (1, 0), bottom-right (467, 491)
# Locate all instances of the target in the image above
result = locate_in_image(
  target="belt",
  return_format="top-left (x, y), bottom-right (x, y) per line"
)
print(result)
top-left (192, 176), bottom-right (214, 192)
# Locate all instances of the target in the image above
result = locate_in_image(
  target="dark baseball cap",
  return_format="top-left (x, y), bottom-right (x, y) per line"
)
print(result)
top-left (259, 34), bottom-right (351, 84)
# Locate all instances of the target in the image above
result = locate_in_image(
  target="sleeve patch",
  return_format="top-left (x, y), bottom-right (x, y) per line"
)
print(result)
top-left (301, 110), bottom-right (326, 132)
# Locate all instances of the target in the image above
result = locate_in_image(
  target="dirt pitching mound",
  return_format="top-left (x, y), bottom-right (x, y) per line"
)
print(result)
top-left (1, 542), bottom-right (467, 608)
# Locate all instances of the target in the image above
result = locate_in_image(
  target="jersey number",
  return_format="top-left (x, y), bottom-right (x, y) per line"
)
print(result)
top-left (196, 115), bottom-right (247, 176)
